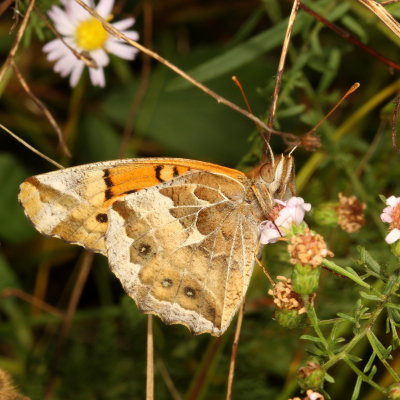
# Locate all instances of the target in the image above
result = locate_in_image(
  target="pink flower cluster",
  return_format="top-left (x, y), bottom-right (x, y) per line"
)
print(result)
top-left (380, 196), bottom-right (400, 244)
top-left (259, 197), bottom-right (311, 244)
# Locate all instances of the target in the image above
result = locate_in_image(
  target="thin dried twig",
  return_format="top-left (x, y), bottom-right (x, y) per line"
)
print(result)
top-left (156, 357), bottom-right (182, 400)
top-left (9, 0), bottom-right (20, 33)
top-left (186, 337), bottom-right (224, 400)
top-left (0, 0), bottom-right (14, 17)
top-left (392, 95), bottom-right (400, 153)
top-left (146, 315), bottom-right (154, 400)
top-left (358, 0), bottom-right (400, 39)
top-left (119, 0), bottom-right (152, 157)
top-left (44, 252), bottom-right (93, 400)
top-left (11, 61), bottom-right (71, 157)
top-left (0, 0), bottom-right (36, 84)
top-left (1, 288), bottom-right (64, 318)
top-left (226, 301), bottom-right (245, 400)
top-left (72, 0), bottom-right (297, 139)
top-left (297, 1), bottom-right (400, 71)
top-left (0, 123), bottom-right (64, 169)
top-left (267, 0), bottom-right (300, 141)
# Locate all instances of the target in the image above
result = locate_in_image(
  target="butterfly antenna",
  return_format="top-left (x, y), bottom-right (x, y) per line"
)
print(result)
top-left (232, 76), bottom-right (272, 162)
top-left (267, 141), bottom-right (275, 167)
top-left (309, 82), bottom-right (360, 133)
top-left (288, 145), bottom-right (298, 157)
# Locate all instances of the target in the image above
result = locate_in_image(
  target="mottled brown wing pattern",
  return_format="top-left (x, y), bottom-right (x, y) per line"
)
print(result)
top-left (106, 170), bottom-right (264, 336)
top-left (18, 158), bottom-right (246, 255)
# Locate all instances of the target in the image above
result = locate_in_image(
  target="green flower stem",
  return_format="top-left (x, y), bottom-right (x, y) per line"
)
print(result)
top-left (322, 259), bottom-right (370, 289)
top-left (366, 331), bottom-right (400, 382)
top-left (343, 357), bottom-right (386, 394)
top-left (323, 330), bottom-right (365, 370)
top-left (306, 303), bottom-right (334, 358)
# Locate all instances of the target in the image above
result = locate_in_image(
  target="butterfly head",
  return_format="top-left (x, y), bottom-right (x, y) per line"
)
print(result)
top-left (248, 154), bottom-right (295, 213)
top-left (259, 154), bottom-right (295, 198)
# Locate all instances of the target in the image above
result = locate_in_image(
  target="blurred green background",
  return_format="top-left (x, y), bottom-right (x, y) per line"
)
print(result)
top-left (2, 0), bottom-right (400, 399)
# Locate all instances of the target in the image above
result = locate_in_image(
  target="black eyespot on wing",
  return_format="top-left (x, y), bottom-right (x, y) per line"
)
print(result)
top-left (96, 213), bottom-right (108, 223)
top-left (184, 286), bottom-right (196, 298)
top-left (161, 278), bottom-right (173, 288)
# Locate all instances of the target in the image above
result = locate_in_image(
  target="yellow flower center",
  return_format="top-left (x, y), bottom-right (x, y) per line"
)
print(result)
top-left (75, 18), bottom-right (108, 51)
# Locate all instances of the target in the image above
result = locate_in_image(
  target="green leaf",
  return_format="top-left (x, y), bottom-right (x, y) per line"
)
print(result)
top-left (317, 48), bottom-right (341, 94)
top-left (386, 303), bottom-right (400, 313)
top-left (0, 153), bottom-right (35, 243)
top-left (378, 194), bottom-right (387, 204)
top-left (351, 376), bottom-right (362, 400)
top-left (0, 252), bottom-right (21, 314)
top-left (363, 352), bottom-right (376, 373)
top-left (337, 312), bottom-right (356, 323)
top-left (341, 15), bottom-right (367, 42)
top-left (300, 335), bottom-right (322, 343)
top-left (368, 365), bottom-right (377, 379)
top-left (368, 331), bottom-right (392, 360)
top-left (75, 115), bottom-right (121, 163)
top-left (360, 291), bottom-right (383, 302)
top-left (357, 246), bottom-right (381, 274)
top-left (167, 13), bottom-right (311, 91)
top-left (347, 354), bottom-right (363, 363)
top-left (0, 252), bottom-right (20, 291)
top-left (322, 259), bottom-right (370, 289)
top-left (324, 372), bottom-right (335, 383)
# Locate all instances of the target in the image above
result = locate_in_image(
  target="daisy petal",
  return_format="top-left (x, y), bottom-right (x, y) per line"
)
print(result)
top-left (54, 54), bottom-right (79, 76)
top-left (48, 6), bottom-right (76, 35)
top-left (69, 61), bottom-right (85, 87)
top-left (106, 40), bottom-right (138, 59)
top-left (89, 67), bottom-right (106, 87)
top-left (67, 0), bottom-right (93, 23)
top-left (96, 0), bottom-right (114, 18)
top-left (91, 49), bottom-right (109, 67)
top-left (112, 17), bottom-right (135, 31)
top-left (43, 38), bottom-right (64, 53)
top-left (122, 30), bottom-right (140, 42)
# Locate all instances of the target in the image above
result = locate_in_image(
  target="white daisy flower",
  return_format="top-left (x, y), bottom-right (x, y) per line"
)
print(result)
top-left (43, 0), bottom-right (139, 87)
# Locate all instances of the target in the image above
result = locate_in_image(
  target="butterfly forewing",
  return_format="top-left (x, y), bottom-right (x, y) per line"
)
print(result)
top-left (18, 158), bottom-right (246, 254)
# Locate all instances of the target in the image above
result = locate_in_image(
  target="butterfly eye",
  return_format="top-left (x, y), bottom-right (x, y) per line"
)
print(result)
top-left (260, 163), bottom-right (274, 183)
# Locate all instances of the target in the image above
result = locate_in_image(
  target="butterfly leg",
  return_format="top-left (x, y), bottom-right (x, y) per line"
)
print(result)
top-left (253, 240), bottom-right (275, 286)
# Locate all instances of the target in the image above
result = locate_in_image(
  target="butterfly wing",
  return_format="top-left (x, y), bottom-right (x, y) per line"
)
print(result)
top-left (105, 170), bottom-right (263, 336)
top-left (18, 158), bottom-right (246, 255)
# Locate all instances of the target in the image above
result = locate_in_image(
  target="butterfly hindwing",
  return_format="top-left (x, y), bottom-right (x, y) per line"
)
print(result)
top-left (105, 170), bottom-right (262, 336)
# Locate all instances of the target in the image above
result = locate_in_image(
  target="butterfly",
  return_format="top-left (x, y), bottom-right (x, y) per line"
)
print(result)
top-left (18, 155), bottom-right (295, 336)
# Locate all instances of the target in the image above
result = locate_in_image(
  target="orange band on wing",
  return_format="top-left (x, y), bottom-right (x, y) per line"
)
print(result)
top-left (102, 158), bottom-right (246, 204)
